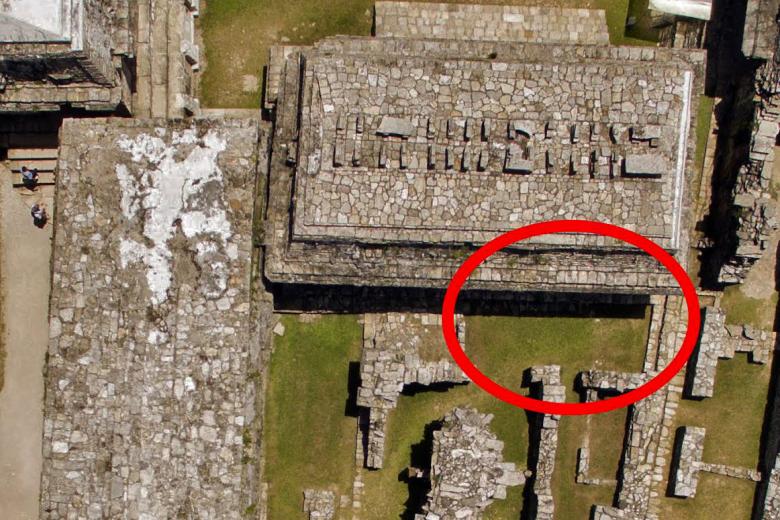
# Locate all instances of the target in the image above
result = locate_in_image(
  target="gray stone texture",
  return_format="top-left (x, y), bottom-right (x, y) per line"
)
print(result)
top-left (743, 0), bottom-right (780, 59)
top-left (39, 118), bottom-right (264, 519)
top-left (590, 295), bottom-right (690, 519)
top-left (526, 365), bottom-right (565, 520)
top-left (375, 1), bottom-right (610, 45)
top-left (357, 313), bottom-right (468, 469)
top-left (265, 35), bottom-right (706, 294)
top-left (414, 407), bottom-right (525, 520)
top-left (302, 489), bottom-right (336, 520)
top-left (0, 0), bottom-right (199, 116)
top-left (687, 306), bottom-right (774, 398)
top-left (719, 1), bottom-right (780, 282)
top-left (672, 426), bottom-right (706, 498)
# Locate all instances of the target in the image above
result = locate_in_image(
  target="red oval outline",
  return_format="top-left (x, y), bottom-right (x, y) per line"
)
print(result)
top-left (441, 219), bottom-right (701, 415)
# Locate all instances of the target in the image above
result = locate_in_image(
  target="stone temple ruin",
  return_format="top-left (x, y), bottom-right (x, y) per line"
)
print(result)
top-left (264, 1), bottom-right (706, 294)
top-left (357, 313), bottom-right (468, 469)
top-left (1, 0), bottom-right (780, 519)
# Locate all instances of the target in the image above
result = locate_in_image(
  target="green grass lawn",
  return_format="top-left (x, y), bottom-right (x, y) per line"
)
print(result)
top-left (360, 311), bottom-right (649, 518)
top-left (263, 314), bottom-right (363, 519)
top-left (721, 285), bottom-right (778, 331)
top-left (659, 473), bottom-right (758, 520)
top-left (264, 311), bottom-right (650, 519)
top-left (553, 410), bottom-right (627, 519)
top-left (675, 355), bottom-right (770, 469)
top-left (200, 0), bottom-right (656, 108)
top-left (694, 96), bottom-right (715, 177)
top-left (466, 313), bottom-right (650, 395)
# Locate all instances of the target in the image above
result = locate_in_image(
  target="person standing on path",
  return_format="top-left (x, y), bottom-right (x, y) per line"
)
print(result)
top-left (20, 166), bottom-right (39, 191)
top-left (30, 203), bottom-right (47, 228)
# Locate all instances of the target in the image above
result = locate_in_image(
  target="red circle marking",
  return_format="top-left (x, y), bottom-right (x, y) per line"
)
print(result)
top-left (441, 219), bottom-right (701, 416)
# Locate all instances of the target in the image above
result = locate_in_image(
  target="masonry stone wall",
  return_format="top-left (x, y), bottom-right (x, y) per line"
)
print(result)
top-left (265, 34), bottom-right (706, 294)
top-left (375, 1), bottom-right (610, 45)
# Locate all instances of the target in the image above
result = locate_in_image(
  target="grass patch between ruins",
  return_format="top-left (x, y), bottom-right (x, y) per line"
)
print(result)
top-left (200, 0), bottom-right (655, 108)
top-left (553, 409), bottom-right (628, 519)
top-left (659, 472), bottom-right (758, 520)
top-left (360, 311), bottom-right (649, 519)
top-left (675, 355), bottom-right (770, 469)
top-left (263, 311), bottom-right (650, 518)
top-left (721, 285), bottom-right (778, 331)
top-left (263, 314), bottom-right (363, 519)
top-left (694, 96), bottom-right (715, 176)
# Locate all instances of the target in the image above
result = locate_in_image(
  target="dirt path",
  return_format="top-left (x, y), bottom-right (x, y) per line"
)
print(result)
top-left (0, 172), bottom-right (53, 519)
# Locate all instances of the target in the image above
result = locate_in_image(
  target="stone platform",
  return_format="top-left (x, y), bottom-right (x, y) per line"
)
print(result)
top-left (265, 34), bottom-right (706, 294)
top-left (39, 117), bottom-right (263, 519)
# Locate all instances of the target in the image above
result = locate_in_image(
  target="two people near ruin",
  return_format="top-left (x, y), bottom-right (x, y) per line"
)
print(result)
top-left (31, 202), bottom-right (47, 228)
top-left (20, 166), bottom-right (39, 190)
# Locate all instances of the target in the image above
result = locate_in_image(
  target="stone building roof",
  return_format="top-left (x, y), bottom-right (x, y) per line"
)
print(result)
top-left (265, 29), bottom-right (706, 294)
top-left (40, 118), bottom-right (263, 519)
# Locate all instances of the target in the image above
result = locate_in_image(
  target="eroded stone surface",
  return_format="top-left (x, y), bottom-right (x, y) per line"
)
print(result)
top-left (265, 35), bottom-right (705, 293)
top-left (375, 1), bottom-right (610, 45)
top-left (357, 313), bottom-right (468, 468)
top-left (40, 117), bottom-right (264, 519)
top-left (415, 407), bottom-right (525, 520)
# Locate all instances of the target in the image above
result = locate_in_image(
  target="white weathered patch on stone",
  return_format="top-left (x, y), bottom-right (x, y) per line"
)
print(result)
top-left (115, 128), bottom-right (233, 305)
top-left (52, 441), bottom-right (69, 454)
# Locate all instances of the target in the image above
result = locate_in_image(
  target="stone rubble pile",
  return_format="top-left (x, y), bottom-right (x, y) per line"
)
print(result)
top-left (719, 0), bottom-right (780, 283)
top-left (526, 365), bottom-right (565, 520)
top-left (414, 407), bottom-right (525, 520)
top-left (580, 370), bottom-right (650, 394)
top-left (356, 313), bottom-right (468, 468)
top-left (687, 306), bottom-right (774, 398)
top-left (302, 489), bottom-right (336, 520)
top-left (763, 456), bottom-right (780, 519)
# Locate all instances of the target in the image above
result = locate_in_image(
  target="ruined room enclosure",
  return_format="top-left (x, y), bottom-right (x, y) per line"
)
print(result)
top-left (262, 288), bottom-right (672, 519)
top-left (261, 281), bottom-right (778, 519)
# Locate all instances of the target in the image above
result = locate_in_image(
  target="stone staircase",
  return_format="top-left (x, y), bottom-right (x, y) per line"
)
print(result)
top-left (134, 0), bottom-right (200, 118)
top-left (4, 146), bottom-right (58, 216)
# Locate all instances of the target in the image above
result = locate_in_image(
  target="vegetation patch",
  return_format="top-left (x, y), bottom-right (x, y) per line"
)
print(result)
top-left (674, 355), bottom-right (770, 469)
top-left (721, 285), bottom-right (778, 331)
top-left (263, 314), bottom-right (363, 519)
top-left (466, 312), bottom-right (650, 395)
top-left (694, 96), bottom-right (715, 176)
top-left (360, 312), bottom-right (649, 518)
top-left (553, 412), bottom-right (624, 519)
top-left (659, 472), bottom-right (757, 520)
top-left (200, 0), bottom-right (654, 108)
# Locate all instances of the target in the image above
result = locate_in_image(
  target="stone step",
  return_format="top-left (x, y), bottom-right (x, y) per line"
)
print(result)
top-left (15, 184), bottom-right (55, 206)
top-left (0, 133), bottom-right (59, 148)
top-left (9, 159), bottom-right (57, 173)
top-left (7, 148), bottom-right (58, 160)
top-left (11, 171), bottom-right (56, 186)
